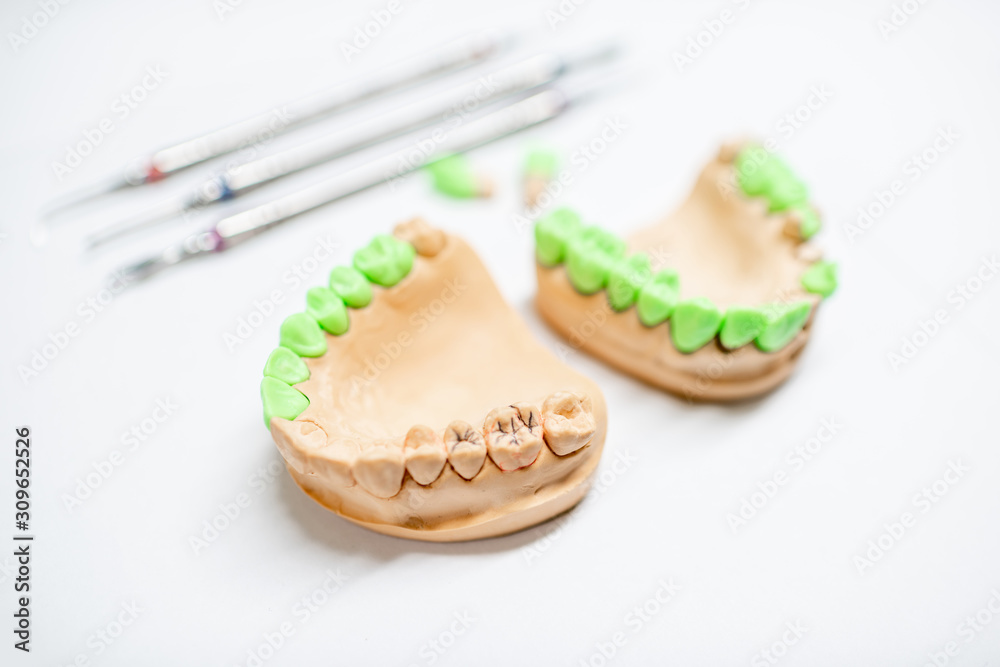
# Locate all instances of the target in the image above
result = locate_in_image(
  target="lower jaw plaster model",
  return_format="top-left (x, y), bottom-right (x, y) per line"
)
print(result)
top-left (260, 219), bottom-right (607, 541)
top-left (534, 142), bottom-right (838, 402)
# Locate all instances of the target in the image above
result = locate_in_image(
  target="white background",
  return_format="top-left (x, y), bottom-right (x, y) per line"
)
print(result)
top-left (2, 0), bottom-right (999, 665)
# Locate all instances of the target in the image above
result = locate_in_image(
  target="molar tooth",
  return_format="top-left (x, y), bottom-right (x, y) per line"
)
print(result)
top-left (541, 391), bottom-right (596, 456)
top-left (484, 403), bottom-right (543, 472)
top-left (443, 420), bottom-right (487, 480)
top-left (404, 425), bottom-right (447, 485)
top-left (353, 442), bottom-right (405, 498)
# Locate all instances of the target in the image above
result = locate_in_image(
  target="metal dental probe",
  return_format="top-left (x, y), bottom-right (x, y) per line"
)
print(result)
top-left (116, 86), bottom-right (588, 283)
top-left (85, 45), bottom-right (620, 249)
top-left (40, 32), bottom-right (506, 218)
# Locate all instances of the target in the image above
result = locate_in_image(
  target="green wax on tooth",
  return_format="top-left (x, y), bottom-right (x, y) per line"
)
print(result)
top-left (306, 287), bottom-right (349, 335)
top-left (670, 297), bottom-right (723, 353)
top-left (635, 269), bottom-right (680, 326)
top-left (719, 306), bottom-right (768, 349)
top-left (607, 253), bottom-right (651, 311)
top-left (755, 301), bottom-right (812, 352)
top-left (353, 234), bottom-right (416, 287)
top-left (534, 208), bottom-right (582, 266)
top-left (261, 377), bottom-right (310, 429)
top-left (736, 147), bottom-right (808, 211)
top-left (279, 312), bottom-right (327, 357)
top-left (263, 347), bottom-right (310, 385)
top-left (794, 205), bottom-right (822, 240)
top-left (801, 260), bottom-right (838, 297)
top-left (564, 226), bottom-right (627, 294)
top-left (329, 266), bottom-right (373, 308)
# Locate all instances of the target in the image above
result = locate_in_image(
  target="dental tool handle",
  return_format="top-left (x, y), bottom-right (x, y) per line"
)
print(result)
top-left (221, 53), bottom-right (565, 196)
top-left (131, 33), bottom-right (506, 185)
top-left (214, 89), bottom-right (568, 247)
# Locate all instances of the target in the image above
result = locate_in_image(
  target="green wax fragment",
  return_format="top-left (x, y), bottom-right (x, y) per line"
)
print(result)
top-left (564, 226), bottom-right (627, 294)
top-left (670, 297), bottom-right (723, 353)
top-left (279, 312), bottom-right (327, 357)
top-left (635, 269), bottom-right (680, 326)
top-left (329, 266), bottom-right (372, 308)
top-left (756, 301), bottom-right (812, 352)
top-left (719, 306), bottom-right (768, 350)
top-left (534, 208), bottom-right (582, 266)
top-left (261, 377), bottom-right (310, 429)
top-left (525, 147), bottom-right (559, 177)
top-left (263, 347), bottom-right (310, 385)
top-left (801, 260), bottom-right (838, 298)
top-left (607, 253), bottom-right (651, 311)
top-left (306, 287), bottom-right (349, 335)
top-left (353, 234), bottom-right (415, 287)
top-left (426, 154), bottom-right (481, 198)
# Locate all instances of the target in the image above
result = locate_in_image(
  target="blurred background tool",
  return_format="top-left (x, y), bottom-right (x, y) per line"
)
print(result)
top-left (41, 32), bottom-right (507, 217)
top-left (85, 43), bottom-right (620, 249)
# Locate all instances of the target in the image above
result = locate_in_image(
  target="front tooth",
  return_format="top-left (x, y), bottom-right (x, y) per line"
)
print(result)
top-left (404, 425), bottom-right (446, 485)
top-left (353, 442), bottom-right (405, 498)
top-left (541, 391), bottom-right (596, 456)
top-left (484, 403), bottom-right (543, 471)
top-left (443, 420), bottom-right (487, 480)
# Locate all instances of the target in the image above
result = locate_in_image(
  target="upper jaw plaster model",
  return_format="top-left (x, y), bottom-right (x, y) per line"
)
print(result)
top-left (534, 142), bottom-right (838, 402)
top-left (260, 219), bottom-right (607, 542)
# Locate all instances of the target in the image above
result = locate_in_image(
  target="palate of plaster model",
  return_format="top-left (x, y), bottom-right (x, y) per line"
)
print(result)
top-left (534, 142), bottom-right (838, 401)
top-left (260, 219), bottom-right (607, 541)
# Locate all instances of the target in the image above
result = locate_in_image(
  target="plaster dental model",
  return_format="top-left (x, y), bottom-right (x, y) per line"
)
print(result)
top-left (260, 219), bottom-right (607, 541)
top-left (534, 142), bottom-right (838, 401)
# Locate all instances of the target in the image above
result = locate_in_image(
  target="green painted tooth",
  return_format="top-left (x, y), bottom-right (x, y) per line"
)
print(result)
top-left (794, 205), bottom-right (822, 240)
top-left (263, 346), bottom-right (310, 385)
top-left (525, 146), bottom-right (559, 177)
top-left (736, 147), bottom-right (808, 211)
top-left (734, 146), bottom-right (775, 196)
top-left (719, 306), bottom-right (768, 350)
top-left (564, 226), bottom-right (626, 295)
top-left (801, 260), bottom-right (838, 298)
top-left (635, 269), bottom-right (680, 326)
top-left (279, 312), bottom-right (327, 357)
top-left (328, 266), bottom-right (372, 308)
top-left (670, 297), bottom-right (723, 353)
top-left (607, 253), bottom-right (651, 311)
top-left (534, 208), bottom-right (582, 266)
top-left (261, 377), bottom-right (310, 429)
top-left (306, 287), bottom-right (349, 335)
top-left (353, 234), bottom-right (416, 287)
top-left (765, 171), bottom-right (809, 212)
top-left (755, 301), bottom-right (812, 352)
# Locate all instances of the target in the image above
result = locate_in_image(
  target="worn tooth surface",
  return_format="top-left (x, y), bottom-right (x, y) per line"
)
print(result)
top-left (541, 391), bottom-right (596, 456)
top-left (404, 425), bottom-right (447, 485)
top-left (353, 442), bottom-right (405, 498)
top-left (309, 436), bottom-right (359, 487)
top-left (484, 403), bottom-right (544, 471)
top-left (394, 217), bottom-right (446, 257)
top-left (443, 420), bottom-right (487, 480)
